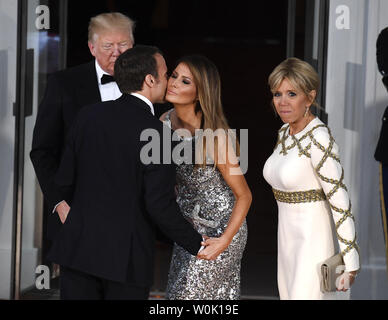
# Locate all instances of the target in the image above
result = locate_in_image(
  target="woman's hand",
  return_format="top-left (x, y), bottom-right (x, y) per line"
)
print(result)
top-left (336, 271), bottom-right (358, 292)
top-left (197, 235), bottom-right (231, 261)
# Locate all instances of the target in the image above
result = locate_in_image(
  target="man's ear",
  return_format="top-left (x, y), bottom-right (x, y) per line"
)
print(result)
top-left (144, 74), bottom-right (155, 88)
top-left (88, 42), bottom-right (96, 57)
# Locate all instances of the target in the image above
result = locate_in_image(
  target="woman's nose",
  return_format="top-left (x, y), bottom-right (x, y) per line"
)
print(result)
top-left (170, 78), bottom-right (178, 88)
top-left (279, 95), bottom-right (288, 105)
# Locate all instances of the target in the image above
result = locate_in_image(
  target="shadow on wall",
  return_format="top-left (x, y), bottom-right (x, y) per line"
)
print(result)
top-left (344, 57), bottom-right (388, 298)
top-left (0, 50), bottom-right (13, 231)
top-left (350, 95), bottom-right (388, 299)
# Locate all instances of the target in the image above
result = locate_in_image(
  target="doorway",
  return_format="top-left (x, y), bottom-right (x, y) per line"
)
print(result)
top-left (65, 0), bottom-right (289, 298)
top-left (7, 0), bottom-right (330, 299)
top-left (5, 0), bottom-right (67, 300)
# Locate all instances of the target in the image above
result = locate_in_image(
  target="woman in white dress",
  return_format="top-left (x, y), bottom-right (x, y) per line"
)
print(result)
top-left (263, 58), bottom-right (360, 300)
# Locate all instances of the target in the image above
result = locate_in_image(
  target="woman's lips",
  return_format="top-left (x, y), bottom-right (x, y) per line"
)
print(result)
top-left (167, 89), bottom-right (177, 95)
top-left (279, 110), bottom-right (292, 114)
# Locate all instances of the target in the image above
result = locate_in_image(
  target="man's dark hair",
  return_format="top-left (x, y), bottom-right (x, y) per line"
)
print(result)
top-left (114, 45), bottom-right (163, 93)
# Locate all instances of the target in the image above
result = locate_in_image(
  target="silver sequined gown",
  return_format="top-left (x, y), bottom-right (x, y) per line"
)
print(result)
top-left (163, 109), bottom-right (248, 300)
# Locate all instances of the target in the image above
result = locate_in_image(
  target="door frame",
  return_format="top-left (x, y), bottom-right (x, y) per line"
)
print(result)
top-left (11, 0), bottom-right (28, 300)
top-left (287, 0), bottom-right (330, 123)
top-left (11, 0), bottom-right (68, 300)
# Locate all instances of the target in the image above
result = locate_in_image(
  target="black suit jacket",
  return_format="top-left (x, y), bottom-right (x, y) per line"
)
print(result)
top-left (30, 61), bottom-right (101, 240)
top-left (375, 106), bottom-right (388, 165)
top-left (47, 94), bottom-right (202, 285)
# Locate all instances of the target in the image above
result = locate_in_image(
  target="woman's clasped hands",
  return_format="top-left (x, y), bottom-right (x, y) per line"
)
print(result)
top-left (196, 235), bottom-right (232, 261)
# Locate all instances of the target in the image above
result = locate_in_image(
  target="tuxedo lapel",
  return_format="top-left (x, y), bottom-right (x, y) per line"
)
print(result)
top-left (75, 61), bottom-right (101, 107)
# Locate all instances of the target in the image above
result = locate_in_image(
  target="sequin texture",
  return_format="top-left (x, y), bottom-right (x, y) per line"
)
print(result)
top-left (163, 110), bottom-right (248, 300)
top-left (165, 163), bottom-right (248, 300)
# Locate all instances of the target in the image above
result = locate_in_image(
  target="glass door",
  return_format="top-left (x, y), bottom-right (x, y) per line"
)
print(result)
top-left (9, 0), bottom-right (66, 300)
top-left (0, 0), bottom-right (18, 300)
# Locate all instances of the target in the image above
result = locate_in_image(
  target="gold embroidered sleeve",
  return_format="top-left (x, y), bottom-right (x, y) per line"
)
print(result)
top-left (310, 127), bottom-right (360, 272)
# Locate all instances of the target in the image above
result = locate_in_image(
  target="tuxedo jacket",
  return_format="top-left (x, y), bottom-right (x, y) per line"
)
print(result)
top-left (30, 61), bottom-right (101, 240)
top-left (375, 105), bottom-right (388, 165)
top-left (47, 94), bottom-right (202, 285)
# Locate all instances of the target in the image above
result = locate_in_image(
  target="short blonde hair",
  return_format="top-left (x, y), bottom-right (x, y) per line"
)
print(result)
top-left (268, 57), bottom-right (320, 107)
top-left (88, 12), bottom-right (135, 44)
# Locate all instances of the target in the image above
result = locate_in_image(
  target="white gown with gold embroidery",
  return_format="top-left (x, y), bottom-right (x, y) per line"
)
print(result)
top-left (263, 117), bottom-right (360, 300)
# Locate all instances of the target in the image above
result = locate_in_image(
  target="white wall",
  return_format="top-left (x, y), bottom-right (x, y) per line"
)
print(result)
top-left (0, 0), bottom-right (18, 300)
top-left (326, 0), bottom-right (388, 299)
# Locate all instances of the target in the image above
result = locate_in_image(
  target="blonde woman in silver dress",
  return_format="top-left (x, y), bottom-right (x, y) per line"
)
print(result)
top-left (160, 55), bottom-right (251, 299)
top-left (263, 58), bottom-right (360, 299)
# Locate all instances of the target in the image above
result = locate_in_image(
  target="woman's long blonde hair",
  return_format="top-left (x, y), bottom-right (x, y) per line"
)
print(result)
top-left (174, 55), bottom-right (239, 167)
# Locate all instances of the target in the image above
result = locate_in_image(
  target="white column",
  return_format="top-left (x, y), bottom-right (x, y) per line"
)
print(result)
top-left (326, 0), bottom-right (388, 299)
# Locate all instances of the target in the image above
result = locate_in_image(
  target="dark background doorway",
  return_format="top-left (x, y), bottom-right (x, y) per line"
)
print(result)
top-left (66, 0), bottom-right (290, 298)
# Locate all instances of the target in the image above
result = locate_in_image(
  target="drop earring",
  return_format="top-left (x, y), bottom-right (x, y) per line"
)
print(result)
top-left (304, 107), bottom-right (309, 117)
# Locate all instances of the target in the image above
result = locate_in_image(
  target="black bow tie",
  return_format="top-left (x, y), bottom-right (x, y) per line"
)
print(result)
top-left (101, 74), bottom-right (115, 85)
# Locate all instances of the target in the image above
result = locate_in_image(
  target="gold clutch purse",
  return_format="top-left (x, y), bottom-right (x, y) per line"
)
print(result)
top-left (320, 253), bottom-right (344, 293)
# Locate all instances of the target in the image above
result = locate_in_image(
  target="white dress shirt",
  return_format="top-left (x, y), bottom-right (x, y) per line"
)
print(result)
top-left (95, 60), bottom-right (122, 101)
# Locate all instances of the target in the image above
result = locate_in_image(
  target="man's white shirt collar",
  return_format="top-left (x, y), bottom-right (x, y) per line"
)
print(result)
top-left (95, 59), bottom-right (122, 102)
top-left (130, 93), bottom-right (155, 116)
top-left (94, 60), bottom-right (154, 115)
top-left (95, 60), bottom-right (112, 84)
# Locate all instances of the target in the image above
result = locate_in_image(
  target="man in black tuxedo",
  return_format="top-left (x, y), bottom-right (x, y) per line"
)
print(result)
top-left (47, 45), bottom-right (207, 300)
top-left (30, 13), bottom-right (135, 263)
